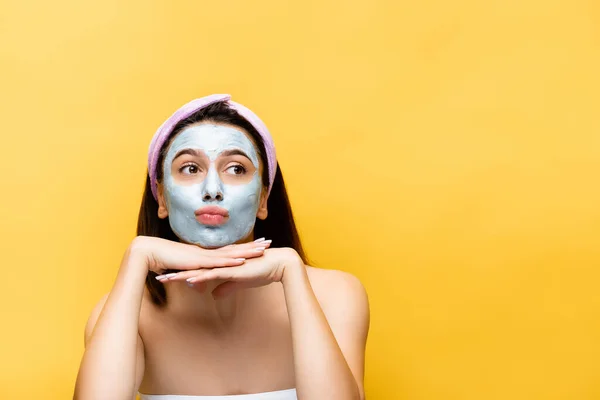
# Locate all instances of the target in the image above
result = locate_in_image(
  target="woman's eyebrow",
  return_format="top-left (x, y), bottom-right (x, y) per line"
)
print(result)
top-left (173, 148), bottom-right (203, 161)
top-left (219, 149), bottom-right (251, 159)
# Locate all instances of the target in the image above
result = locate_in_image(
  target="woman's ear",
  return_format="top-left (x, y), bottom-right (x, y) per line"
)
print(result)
top-left (157, 183), bottom-right (169, 219)
top-left (256, 190), bottom-right (268, 220)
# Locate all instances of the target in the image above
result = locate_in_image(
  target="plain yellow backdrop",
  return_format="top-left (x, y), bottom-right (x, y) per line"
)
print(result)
top-left (1, 0), bottom-right (599, 398)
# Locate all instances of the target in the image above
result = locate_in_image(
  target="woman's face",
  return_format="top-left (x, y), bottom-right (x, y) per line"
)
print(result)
top-left (157, 122), bottom-right (267, 248)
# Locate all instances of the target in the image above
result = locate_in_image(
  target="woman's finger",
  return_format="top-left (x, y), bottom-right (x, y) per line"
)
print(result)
top-left (214, 238), bottom-right (266, 252)
top-left (159, 267), bottom-right (236, 283)
top-left (161, 255), bottom-right (245, 275)
top-left (187, 280), bottom-right (208, 293)
top-left (211, 239), bottom-right (271, 259)
top-left (156, 269), bottom-right (212, 282)
top-left (186, 264), bottom-right (259, 284)
top-left (197, 256), bottom-right (246, 268)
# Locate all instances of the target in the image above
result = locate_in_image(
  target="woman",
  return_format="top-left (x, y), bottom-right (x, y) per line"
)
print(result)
top-left (74, 94), bottom-right (370, 400)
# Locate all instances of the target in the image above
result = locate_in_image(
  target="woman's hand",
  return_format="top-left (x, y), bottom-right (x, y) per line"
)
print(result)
top-left (129, 235), bottom-right (272, 276)
top-left (157, 246), bottom-right (303, 298)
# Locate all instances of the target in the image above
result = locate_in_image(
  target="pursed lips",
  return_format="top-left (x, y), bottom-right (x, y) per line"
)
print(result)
top-left (194, 206), bottom-right (229, 226)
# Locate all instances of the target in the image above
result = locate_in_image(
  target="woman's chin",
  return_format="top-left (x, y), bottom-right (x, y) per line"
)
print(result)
top-left (190, 238), bottom-right (236, 248)
top-left (174, 231), bottom-right (252, 248)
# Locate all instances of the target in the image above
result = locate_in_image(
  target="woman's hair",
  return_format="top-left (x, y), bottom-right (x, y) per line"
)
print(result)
top-left (136, 101), bottom-right (308, 306)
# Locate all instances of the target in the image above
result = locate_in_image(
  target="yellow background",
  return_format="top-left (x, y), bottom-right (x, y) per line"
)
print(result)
top-left (1, 0), bottom-right (599, 398)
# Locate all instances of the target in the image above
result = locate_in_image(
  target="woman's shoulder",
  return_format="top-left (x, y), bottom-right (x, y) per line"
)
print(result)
top-left (305, 265), bottom-right (364, 289)
top-left (304, 265), bottom-right (369, 319)
top-left (83, 293), bottom-right (110, 345)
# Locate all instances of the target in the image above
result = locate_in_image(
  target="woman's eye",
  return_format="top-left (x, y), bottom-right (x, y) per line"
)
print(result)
top-left (226, 165), bottom-right (246, 175)
top-left (180, 164), bottom-right (199, 174)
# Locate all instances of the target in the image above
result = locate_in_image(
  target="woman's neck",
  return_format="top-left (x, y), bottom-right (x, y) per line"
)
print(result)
top-left (165, 234), bottom-right (260, 327)
top-left (163, 279), bottom-right (255, 329)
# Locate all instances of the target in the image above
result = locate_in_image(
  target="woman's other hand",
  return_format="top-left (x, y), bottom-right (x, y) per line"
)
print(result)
top-left (129, 235), bottom-right (272, 276)
top-left (158, 246), bottom-right (303, 298)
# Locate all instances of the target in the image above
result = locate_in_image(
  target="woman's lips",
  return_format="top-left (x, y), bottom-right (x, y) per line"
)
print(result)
top-left (194, 206), bottom-right (229, 226)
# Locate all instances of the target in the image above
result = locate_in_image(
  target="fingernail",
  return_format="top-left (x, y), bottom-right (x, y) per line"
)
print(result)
top-left (254, 247), bottom-right (266, 252)
top-left (254, 237), bottom-right (266, 242)
top-left (186, 281), bottom-right (194, 287)
top-left (235, 258), bottom-right (246, 261)
top-left (263, 240), bottom-right (272, 244)
top-left (156, 273), bottom-right (177, 280)
top-left (186, 277), bottom-right (196, 283)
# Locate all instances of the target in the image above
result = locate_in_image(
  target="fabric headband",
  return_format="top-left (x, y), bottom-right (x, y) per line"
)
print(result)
top-left (147, 94), bottom-right (277, 202)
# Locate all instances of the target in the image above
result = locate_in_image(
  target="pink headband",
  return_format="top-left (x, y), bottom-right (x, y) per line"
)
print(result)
top-left (147, 94), bottom-right (277, 202)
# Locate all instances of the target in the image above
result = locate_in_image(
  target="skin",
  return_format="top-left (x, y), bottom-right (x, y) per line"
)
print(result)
top-left (74, 122), bottom-right (370, 400)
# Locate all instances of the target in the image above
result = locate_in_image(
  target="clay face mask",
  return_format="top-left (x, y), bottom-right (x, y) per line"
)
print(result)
top-left (162, 123), bottom-right (262, 248)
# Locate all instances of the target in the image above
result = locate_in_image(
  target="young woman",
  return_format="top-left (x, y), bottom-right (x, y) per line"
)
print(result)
top-left (74, 94), bottom-right (370, 400)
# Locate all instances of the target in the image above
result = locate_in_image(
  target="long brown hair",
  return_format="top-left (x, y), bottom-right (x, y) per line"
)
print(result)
top-left (136, 101), bottom-right (307, 306)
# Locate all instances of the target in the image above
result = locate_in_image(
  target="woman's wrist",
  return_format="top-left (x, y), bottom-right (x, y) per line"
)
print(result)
top-left (106, 243), bottom-right (150, 301)
top-left (280, 253), bottom-right (307, 287)
top-left (121, 239), bottom-right (152, 276)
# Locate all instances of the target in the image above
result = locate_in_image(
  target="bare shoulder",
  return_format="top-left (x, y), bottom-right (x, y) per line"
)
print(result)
top-left (305, 266), bottom-right (370, 322)
top-left (305, 265), bottom-right (368, 297)
top-left (84, 288), bottom-right (154, 345)
top-left (83, 292), bottom-right (110, 346)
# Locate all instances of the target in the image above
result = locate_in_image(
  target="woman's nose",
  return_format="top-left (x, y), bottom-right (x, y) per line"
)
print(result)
top-left (201, 167), bottom-right (224, 201)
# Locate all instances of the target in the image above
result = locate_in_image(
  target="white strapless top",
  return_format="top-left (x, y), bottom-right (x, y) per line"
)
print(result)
top-left (139, 388), bottom-right (297, 400)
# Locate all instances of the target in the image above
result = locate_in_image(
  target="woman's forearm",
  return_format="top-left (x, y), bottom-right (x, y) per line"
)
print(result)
top-left (281, 261), bottom-right (360, 400)
top-left (74, 245), bottom-right (147, 400)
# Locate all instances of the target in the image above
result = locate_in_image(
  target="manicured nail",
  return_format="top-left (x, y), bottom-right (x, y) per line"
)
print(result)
top-left (262, 240), bottom-right (272, 244)
top-left (254, 247), bottom-right (266, 252)
top-left (186, 277), bottom-right (196, 283)
top-left (156, 273), bottom-right (177, 280)
top-left (254, 237), bottom-right (266, 242)
top-left (235, 258), bottom-right (246, 262)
